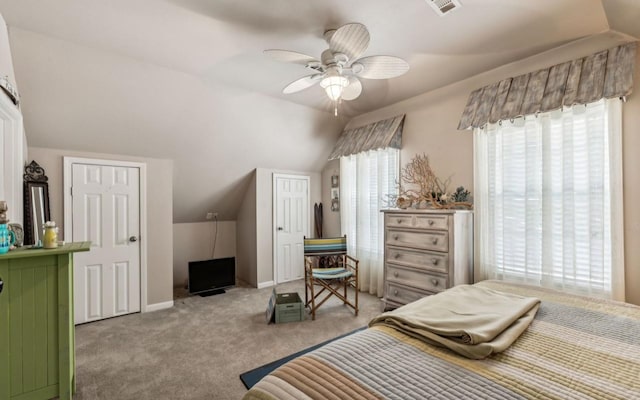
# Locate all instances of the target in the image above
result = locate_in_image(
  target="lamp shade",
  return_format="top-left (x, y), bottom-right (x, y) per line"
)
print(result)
top-left (320, 75), bottom-right (349, 101)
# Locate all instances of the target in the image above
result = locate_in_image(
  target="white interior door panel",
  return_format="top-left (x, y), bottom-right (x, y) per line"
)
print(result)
top-left (72, 163), bottom-right (141, 324)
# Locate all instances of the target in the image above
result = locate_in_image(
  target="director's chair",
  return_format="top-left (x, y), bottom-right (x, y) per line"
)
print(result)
top-left (303, 236), bottom-right (359, 320)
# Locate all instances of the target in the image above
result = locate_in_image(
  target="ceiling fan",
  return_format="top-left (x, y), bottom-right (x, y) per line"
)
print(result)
top-left (265, 23), bottom-right (409, 115)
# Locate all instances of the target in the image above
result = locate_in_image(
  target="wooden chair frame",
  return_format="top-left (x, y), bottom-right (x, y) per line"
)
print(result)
top-left (303, 237), bottom-right (359, 320)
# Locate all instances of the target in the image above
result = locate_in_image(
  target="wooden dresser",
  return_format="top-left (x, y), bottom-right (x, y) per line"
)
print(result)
top-left (382, 209), bottom-right (473, 309)
top-left (0, 242), bottom-right (90, 400)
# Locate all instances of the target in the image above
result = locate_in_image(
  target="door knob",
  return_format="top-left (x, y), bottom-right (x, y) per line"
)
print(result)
top-left (129, 236), bottom-right (138, 242)
top-left (0, 277), bottom-right (3, 294)
top-left (277, 227), bottom-right (284, 231)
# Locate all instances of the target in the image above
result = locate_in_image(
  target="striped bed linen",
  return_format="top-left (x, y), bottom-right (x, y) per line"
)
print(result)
top-left (243, 281), bottom-right (640, 400)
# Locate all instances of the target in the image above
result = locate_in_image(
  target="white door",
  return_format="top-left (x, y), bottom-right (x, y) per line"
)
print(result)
top-left (0, 92), bottom-right (24, 225)
top-left (274, 175), bottom-right (309, 283)
top-left (71, 163), bottom-right (141, 324)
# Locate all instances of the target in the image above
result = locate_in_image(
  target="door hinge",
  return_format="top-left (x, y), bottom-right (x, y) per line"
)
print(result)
top-left (70, 186), bottom-right (73, 196)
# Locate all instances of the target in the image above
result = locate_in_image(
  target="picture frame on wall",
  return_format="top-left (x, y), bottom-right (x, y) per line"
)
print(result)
top-left (331, 175), bottom-right (339, 188)
top-left (331, 199), bottom-right (339, 212)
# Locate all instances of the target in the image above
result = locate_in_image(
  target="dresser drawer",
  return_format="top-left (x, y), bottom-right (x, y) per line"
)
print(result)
top-left (414, 214), bottom-right (449, 230)
top-left (385, 214), bottom-right (414, 229)
top-left (386, 229), bottom-right (449, 252)
top-left (385, 282), bottom-right (431, 305)
top-left (385, 213), bottom-right (449, 231)
top-left (386, 246), bottom-right (449, 273)
top-left (386, 265), bottom-right (448, 293)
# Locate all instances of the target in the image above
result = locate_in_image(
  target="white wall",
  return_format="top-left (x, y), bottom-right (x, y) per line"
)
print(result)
top-left (173, 221), bottom-right (236, 289)
top-left (321, 159), bottom-right (341, 237)
top-left (0, 14), bottom-right (17, 91)
top-left (28, 146), bottom-right (174, 306)
top-left (621, 46), bottom-right (640, 306)
top-left (336, 34), bottom-right (640, 305)
top-left (0, 13), bottom-right (24, 225)
top-left (9, 26), bottom-right (345, 224)
top-left (236, 170), bottom-right (257, 286)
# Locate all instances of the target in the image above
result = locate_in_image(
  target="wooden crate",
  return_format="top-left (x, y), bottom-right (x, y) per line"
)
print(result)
top-left (275, 292), bottom-right (304, 323)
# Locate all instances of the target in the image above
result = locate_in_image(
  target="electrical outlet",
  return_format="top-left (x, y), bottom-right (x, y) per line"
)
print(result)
top-left (206, 212), bottom-right (213, 220)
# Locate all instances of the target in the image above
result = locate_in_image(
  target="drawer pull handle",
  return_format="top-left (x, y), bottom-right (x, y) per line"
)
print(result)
top-left (428, 220), bottom-right (434, 226)
top-left (393, 235), bottom-right (399, 241)
top-left (393, 271), bottom-right (399, 278)
top-left (431, 238), bottom-right (438, 245)
top-left (431, 279), bottom-right (439, 286)
top-left (394, 253), bottom-right (400, 259)
top-left (393, 289), bottom-right (399, 296)
top-left (432, 258), bottom-right (439, 265)
top-left (397, 219), bottom-right (402, 224)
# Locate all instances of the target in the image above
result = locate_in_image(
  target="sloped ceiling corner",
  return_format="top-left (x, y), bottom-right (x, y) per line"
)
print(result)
top-left (9, 27), bottom-right (345, 222)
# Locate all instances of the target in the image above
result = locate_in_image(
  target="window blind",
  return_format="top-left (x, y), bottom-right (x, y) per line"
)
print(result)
top-left (474, 99), bottom-right (624, 299)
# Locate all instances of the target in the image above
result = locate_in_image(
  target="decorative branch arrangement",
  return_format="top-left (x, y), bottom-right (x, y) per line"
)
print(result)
top-left (393, 153), bottom-right (472, 210)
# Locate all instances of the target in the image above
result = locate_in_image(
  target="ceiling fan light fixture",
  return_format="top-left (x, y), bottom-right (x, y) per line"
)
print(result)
top-left (265, 22), bottom-right (409, 115)
top-left (320, 75), bottom-right (349, 101)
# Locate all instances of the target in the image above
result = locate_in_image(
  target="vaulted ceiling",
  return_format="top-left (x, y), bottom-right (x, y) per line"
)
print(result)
top-left (0, 0), bottom-right (638, 222)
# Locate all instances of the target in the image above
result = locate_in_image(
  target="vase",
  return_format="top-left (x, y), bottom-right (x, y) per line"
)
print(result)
top-left (8, 223), bottom-right (23, 247)
top-left (0, 223), bottom-right (16, 254)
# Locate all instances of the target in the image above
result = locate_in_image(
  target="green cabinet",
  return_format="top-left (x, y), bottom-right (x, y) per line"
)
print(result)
top-left (0, 242), bottom-right (90, 400)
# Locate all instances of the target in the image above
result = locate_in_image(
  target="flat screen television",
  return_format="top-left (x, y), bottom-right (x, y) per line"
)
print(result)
top-left (188, 257), bottom-right (236, 296)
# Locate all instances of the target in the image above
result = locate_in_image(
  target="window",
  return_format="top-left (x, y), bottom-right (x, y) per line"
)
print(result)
top-left (340, 147), bottom-right (399, 296)
top-left (474, 99), bottom-right (624, 300)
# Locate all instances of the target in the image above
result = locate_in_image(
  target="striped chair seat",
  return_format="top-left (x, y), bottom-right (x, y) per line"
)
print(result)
top-left (312, 268), bottom-right (353, 279)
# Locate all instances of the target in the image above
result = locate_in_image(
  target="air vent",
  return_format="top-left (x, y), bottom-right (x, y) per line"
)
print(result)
top-left (427, 0), bottom-right (461, 16)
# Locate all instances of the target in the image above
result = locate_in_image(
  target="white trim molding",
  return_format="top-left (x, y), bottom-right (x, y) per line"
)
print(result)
top-left (145, 300), bottom-right (174, 312)
top-left (257, 281), bottom-right (275, 289)
top-left (62, 156), bottom-right (150, 312)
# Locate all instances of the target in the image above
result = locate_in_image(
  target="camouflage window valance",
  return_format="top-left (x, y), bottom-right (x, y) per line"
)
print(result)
top-left (458, 42), bottom-right (637, 130)
top-left (328, 114), bottom-right (405, 160)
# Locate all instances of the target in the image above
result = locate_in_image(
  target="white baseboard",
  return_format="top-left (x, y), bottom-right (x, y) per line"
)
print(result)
top-left (257, 280), bottom-right (275, 289)
top-left (145, 300), bottom-right (174, 312)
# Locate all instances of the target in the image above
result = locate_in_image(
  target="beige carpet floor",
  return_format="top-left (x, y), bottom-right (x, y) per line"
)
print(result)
top-left (74, 279), bottom-right (383, 400)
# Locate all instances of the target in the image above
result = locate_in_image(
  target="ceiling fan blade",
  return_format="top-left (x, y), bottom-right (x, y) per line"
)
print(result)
top-left (282, 74), bottom-right (322, 94)
top-left (264, 49), bottom-right (319, 65)
top-left (353, 55), bottom-right (410, 79)
top-left (329, 23), bottom-right (370, 61)
top-left (341, 77), bottom-right (362, 101)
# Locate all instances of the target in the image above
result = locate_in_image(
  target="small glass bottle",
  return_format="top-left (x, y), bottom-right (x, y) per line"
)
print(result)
top-left (43, 221), bottom-right (58, 249)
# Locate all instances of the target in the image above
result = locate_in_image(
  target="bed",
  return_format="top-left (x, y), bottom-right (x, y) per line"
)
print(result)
top-left (243, 280), bottom-right (640, 400)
